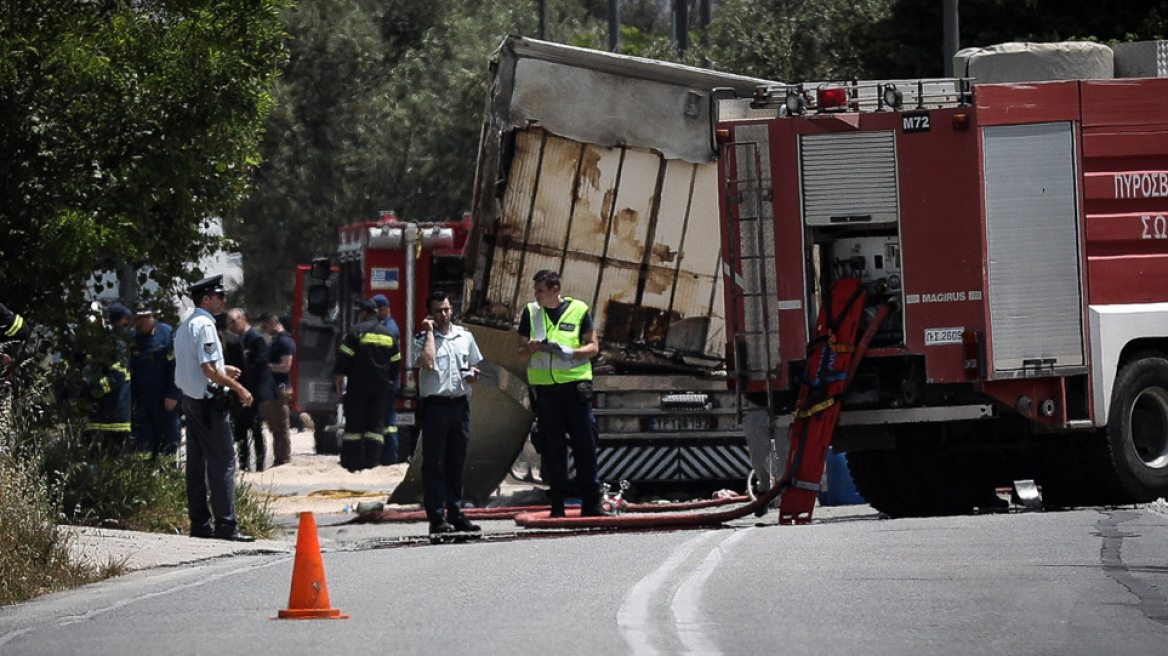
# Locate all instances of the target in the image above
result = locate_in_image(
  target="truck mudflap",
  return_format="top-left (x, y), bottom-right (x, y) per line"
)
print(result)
top-left (388, 326), bottom-right (533, 507)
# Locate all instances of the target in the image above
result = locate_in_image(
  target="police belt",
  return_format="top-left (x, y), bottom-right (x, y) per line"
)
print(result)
top-left (423, 395), bottom-right (468, 405)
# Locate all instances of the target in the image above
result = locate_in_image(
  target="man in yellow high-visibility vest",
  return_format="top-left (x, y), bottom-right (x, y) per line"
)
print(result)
top-left (517, 270), bottom-right (611, 518)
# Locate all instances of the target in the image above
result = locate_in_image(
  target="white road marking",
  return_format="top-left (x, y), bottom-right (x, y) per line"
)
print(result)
top-left (618, 529), bottom-right (750, 656)
top-left (672, 530), bottom-right (750, 655)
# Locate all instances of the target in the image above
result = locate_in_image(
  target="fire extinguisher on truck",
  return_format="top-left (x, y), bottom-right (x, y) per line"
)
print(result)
top-left (290, 211), bottom-right (469, 456)
top-left (714, 74), bottom-right (1168, 517)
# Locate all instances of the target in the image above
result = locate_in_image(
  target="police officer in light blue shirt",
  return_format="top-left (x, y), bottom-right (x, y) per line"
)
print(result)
top-left (173, 275), bottom-right (255, 542)
top-left (413, 291), bottom-right (483, 537)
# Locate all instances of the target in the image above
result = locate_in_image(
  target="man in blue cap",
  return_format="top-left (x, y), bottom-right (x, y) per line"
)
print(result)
top-left (129, 301), bottom-right (182, 457)
top-left (371, 294), bottom-right (402, 464)
top-left (173, 274), bottom-right (255, 542)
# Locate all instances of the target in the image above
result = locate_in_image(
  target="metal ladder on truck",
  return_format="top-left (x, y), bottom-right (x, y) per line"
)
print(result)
top-left (722, 140), bottom-right (780, 421)
top-left (777, 278), bottom-right (890, 524)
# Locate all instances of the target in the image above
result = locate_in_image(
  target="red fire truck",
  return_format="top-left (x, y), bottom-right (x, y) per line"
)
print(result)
top-left (290, 212), bottom-right (469, 454)
top-left (714, 76), bottom-right (1168, 517)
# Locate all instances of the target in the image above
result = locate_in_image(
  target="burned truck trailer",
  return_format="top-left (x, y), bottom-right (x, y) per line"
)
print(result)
top-left (464, 36), bottom-right (780, 491)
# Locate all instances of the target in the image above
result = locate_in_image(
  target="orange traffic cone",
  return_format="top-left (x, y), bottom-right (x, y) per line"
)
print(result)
top-left (276, 512), bottom-right (349, 619)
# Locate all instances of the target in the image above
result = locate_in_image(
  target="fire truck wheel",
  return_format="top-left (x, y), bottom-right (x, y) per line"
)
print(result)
top-left (847, 437), bottom-right (1000, 518)
top-left (1105, 354), bottom-right (1168, 502)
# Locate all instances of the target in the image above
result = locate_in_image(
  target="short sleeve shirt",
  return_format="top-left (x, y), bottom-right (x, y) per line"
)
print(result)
top-left (173, 308), bottom-right (222, 398)
top-left (412, 324), bottom-right (483, 398)
top-left (268, 331), bottom-right (296, 387)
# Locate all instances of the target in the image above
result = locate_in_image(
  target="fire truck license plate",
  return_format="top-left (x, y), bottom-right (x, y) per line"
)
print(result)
top-left (924, 327), bottom-right (964, 346)
top-left (397, 411), bottom-right (415, 427)
top-left (652, 415), bottom-right (711, 431)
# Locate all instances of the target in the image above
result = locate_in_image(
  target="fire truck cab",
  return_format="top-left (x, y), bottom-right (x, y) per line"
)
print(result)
top-left (715, 76), bottom-right (1168, 515)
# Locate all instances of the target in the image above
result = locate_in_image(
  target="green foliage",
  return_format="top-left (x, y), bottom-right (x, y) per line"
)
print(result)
top-left (0, 447), bottom-right (101, 606)
top-left (40, 436), bottom-right (276, 538)
top-left (0, 1), bottom-right (288, 329)
top-left (1, 356), bottom-right (104, 605)
top-left (228, 0), bottom-right (610, 312)
top-left (0, 351), bottom-right (276, 605)
top-left (705, 0), bottom-right (892, 81)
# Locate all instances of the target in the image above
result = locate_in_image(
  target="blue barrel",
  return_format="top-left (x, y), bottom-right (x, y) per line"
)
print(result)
top-left (819, 447), bottom-right (866, 506)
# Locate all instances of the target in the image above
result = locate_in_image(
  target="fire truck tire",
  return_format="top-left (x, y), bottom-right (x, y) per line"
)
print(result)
top-left (1037, 432), bottom-right (1124, 508)
top-left (1102, 353), bottom-right (1168, 502)
top-left (846, 446), bottom-right (997, 518)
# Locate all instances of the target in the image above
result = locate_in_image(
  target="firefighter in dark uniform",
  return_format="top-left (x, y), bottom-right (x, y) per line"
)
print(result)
top-left (334, 299), bottom-right (401, 472)
top-left (129, 301), bottom-right (182, 457)
top-left (83, 303), bottom-right (133, 454)
top-left (517, 270), bottom-right (611, 517)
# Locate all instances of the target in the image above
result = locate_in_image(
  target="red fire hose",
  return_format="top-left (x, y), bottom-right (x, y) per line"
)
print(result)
top-left (349, 495), bottom-right (751, 525)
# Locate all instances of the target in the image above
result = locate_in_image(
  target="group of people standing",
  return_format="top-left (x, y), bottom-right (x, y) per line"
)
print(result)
top-left (221, 308), bottom-right (295, 472)
top-left (323, 268), bottom-right (616, 539)
top-left (407, 269), bottom-right (614, 538)
top-left (76, 300), bottom-right (181, 458)
top-left (75, 263), bottom-right (614, 543)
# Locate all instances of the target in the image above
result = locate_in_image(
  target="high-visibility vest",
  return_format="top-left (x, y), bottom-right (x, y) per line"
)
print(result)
top-left (526, 297), bottom-right (592, 386)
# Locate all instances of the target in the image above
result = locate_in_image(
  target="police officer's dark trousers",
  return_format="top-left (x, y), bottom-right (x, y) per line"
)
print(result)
top-left (183, 396), bottom-right (239, 535)
top-left (420, 395), bottom-right (470, 524)
top-left (536, 383), bottom-right (601, 503)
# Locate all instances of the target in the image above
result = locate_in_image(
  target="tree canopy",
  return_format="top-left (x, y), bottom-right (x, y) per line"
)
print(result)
top-left (0, 0), bottom-right (288, 326)
top-left (227, 0), bottom-right (601, 311)
top-left (8, 0), bottom-right (1168, 322)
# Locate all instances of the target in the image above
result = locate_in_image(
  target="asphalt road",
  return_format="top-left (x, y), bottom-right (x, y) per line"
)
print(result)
top-left (3, 504), bottom-right (1167, 655)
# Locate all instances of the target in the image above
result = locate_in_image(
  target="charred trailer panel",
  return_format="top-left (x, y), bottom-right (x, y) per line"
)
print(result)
top-left (716, 76), bottom-right (1168, 516)
top-left (466, 36), bottom-right (780, 489)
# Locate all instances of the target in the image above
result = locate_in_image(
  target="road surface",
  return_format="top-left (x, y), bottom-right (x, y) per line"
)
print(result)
top-left (3, 503), bottom-right (1166, 655)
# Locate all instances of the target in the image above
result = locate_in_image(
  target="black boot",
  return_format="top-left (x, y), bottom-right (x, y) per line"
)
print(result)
top-left (449, 514), bottom-right (481, 533)
top-left (580, 499), bottom-right (614, 517)
top-left (339, 435), bottom-right (363, 472)
top-left (549, 493), bottom-right (566, 518)
top-left (362, 435), bottom-right (384, 471)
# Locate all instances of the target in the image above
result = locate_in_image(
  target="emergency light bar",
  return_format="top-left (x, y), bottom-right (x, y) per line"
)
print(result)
top-left (367, 225), bottom-right (454, 249)
top-left (816, 87), bottom-right (848, 112)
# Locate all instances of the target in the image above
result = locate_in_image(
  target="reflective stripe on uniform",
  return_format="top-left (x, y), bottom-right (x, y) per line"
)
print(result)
top-left (112, 362), bottom-right (130, 381)
top-left (87, 422), bottom-right (132, 432)
top-left (3, 314), bottom-right (24, 337)
top-left (359, 333), bottom-right (396, 348)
